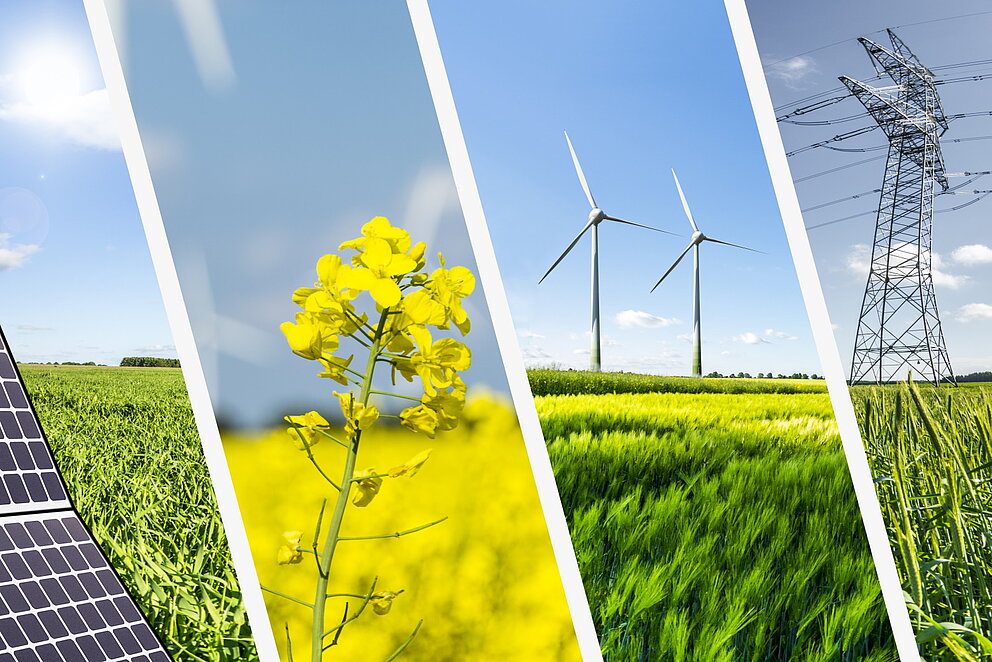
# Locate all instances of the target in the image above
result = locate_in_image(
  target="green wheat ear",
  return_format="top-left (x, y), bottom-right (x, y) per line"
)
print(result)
top-left (855, 380), bottom-right (992, 660)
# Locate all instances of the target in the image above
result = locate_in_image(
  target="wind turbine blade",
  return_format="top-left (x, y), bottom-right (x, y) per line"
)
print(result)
top-left (705, 237), bottom-right (765, 253)
top-left (671, 169), bottom-right (699, 232)
top-left (650, 242), bottom-right (695, 292)
top-left (539, 220), bottom-right (595, 283)
top-left (565, 131), bottom-right (597, 209)
top-left (604, 216), bottom-right (678, 236)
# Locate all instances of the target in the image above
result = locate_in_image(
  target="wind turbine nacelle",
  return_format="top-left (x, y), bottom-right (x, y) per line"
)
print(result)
top-left (691, 230), bottom-right (705, 244)
top-left (588, 208), bottom-right (606, 224)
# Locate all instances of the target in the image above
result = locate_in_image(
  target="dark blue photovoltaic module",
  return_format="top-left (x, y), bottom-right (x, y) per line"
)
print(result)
top-left (0, 344), bottom-right (70, 516)
top-left (0, 329), bottom-right (172, 661)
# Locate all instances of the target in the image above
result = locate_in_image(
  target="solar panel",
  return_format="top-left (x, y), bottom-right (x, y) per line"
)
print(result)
top-left (0, 342), bottom-right (70, 515)
top-left (0, 328), bottom-right (172, 661)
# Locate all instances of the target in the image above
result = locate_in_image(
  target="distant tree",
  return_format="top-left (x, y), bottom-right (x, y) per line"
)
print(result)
top-left (959, 371), bottom-right (992, 383)
top-left (120, 357), bottom-right (181, 368)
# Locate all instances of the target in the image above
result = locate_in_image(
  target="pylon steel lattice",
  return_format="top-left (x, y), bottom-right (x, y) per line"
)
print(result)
top-left (841, 30), bottom-right (955, 385)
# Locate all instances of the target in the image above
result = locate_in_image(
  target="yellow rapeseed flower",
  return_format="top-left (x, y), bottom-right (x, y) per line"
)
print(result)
top-left (429, 263), bottom-right (475, 335)
top-left (317, 355), bottom-right (354, 385)
top-left (397, 290), bottom-right (447, 328)
top-left (339, 216), bottom-right (412, 255)
top-left (280, 313), bottom-right (338, 361)
top-left (284, 411), bottom-right (331, 450)
top-left (352, 468), bottom-right (383, 507)
top-left (422, 388), bottom-right (465, 432)
top-left (333, 392), bottom-right (379, 438)
top-left (346, 238), bottom-right (418, 308)
top-left (388, 448), bottom-right (432, 478)
top-left (407, 326), bottom-right (472, 395)
top-left (369, 590), bottom-right (401, 615)
top-left (277, 531), bottom-right (304, 565)
top-left (398, 404), bottom-right (439, 438)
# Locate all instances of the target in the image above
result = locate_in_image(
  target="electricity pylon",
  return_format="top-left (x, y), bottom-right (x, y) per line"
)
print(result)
top-left (841, 30), bottom-right (955, 385)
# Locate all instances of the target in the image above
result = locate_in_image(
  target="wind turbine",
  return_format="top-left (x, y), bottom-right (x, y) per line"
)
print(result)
top-left (540, 132), bottom-right (677, 372)
top-left (651, 170), bottom-right (760, 378)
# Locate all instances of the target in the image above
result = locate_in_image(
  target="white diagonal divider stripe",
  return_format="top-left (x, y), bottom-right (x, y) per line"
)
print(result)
top-left (722, 2), bottom-right (922, 660)
top-left (405, 1), bottom-right (604, 660)
top-left (79, 1), bottom-right (279, 660)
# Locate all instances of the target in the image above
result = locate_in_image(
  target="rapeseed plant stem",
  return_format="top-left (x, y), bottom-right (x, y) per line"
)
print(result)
top-left (311, 307), bottom-right (390, 662)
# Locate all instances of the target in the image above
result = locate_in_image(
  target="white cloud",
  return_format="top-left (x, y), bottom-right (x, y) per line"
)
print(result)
top-left (615, 310), bottom-right (681, 329)
top-left (17, 324), bottom-right (51, 331)
top-left (0, 88), bottom-right (120, 150)
top-left (733, 332), bottom-right (769, 345)
top-left (518, 330), bottom-right (545, 340)
top-left (952, 244), bottom-right (992, 265)
top-left (573, 348), bottom-right (590, 355)
top-left (520, 346), bottom-right (551, 361)
top-left (135, 344), bottom-right (177, 353)
top-left (845, 243), bottom-right (967, 289)
top-left (676, 333), bottom-right (693, 343)
top-left (957, 303), bottom-right (992, 322)
top-left (766, 56), bottom-right (818, 88)
top-left (720, 350), bottom-right (732, 356)
top-left (0, 233), bottom-right (39, 270)
top-left (764, 328), bottom-right (798, 341)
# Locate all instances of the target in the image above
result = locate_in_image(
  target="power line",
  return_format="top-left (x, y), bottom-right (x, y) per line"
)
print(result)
top-left (767, 10), bottom-right (992, 71)
top-left (793, 155), bottom-right (886, 183)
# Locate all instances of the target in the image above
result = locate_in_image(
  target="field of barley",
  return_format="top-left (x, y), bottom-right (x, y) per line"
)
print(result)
top-left (531, 370), bottom-right (898, 661)
top-left (223, 396), bottom-right (581, 662)
top-left (853, 380), bottom-right (992, 661)
top-left (21, 365), bottom-right (257, 662)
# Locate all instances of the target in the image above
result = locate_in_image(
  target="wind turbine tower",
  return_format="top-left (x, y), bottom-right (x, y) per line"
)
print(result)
top-left (652, 171), bottom-right (759, 378)
top-left (541, 132), bottom-right (675, 371)
top-left (841, 30), bottom-right (954, 385)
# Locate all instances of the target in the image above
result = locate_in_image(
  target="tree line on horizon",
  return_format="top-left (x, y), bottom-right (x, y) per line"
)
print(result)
top-left (120, 357), bottom-right (181, 368)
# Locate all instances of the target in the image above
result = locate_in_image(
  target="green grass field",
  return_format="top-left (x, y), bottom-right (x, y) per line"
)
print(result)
top-left (853, 380), bottom-right (992, 661)
top-left (530, 370), bottom-right (897, 661)
top-left (20, 365), bottom-right (257, 662)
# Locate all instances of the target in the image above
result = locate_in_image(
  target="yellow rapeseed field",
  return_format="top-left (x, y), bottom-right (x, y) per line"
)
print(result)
top-left (224, 397), bottom-right (582, 661)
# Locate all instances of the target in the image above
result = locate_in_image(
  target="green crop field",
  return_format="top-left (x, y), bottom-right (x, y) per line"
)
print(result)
top-left (530, 370), bottom-right (897, 661)
top-left (852, 380), bottom-right (992, 661)
top-left (528, 369), bottom-right (828, 396)
top-left (20, 365), bottom-right (257, 662)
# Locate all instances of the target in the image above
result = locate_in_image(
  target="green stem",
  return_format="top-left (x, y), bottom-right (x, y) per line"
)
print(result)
top-left (311, 307), bottom-right (391, 662)
top-left (338, 516), bottom-right (447, 541)
top-left (383, 621), bottom-right (423, 662)
top-left (369, 390), bottom-right (421, 402)
top-left (261, 585), bottom-right (313, 609)
top-left (322, 577), bottom-right (378, 639)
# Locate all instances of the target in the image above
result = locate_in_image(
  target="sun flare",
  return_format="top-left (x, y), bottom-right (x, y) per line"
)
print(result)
top-left (20, 51), bottom-right (82, 107)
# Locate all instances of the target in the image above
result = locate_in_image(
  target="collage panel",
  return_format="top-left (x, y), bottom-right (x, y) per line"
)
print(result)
top-left (0, 1), bottom-right (259, 660)
top-left (738, 1), bottom-right (992, 659)
top-left (98, 2), bottom-right (590, 660)
top-left (428, 1), bottom-right (906, 660)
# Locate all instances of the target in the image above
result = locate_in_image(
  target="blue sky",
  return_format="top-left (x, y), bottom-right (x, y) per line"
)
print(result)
top-left (748, 0), bottom-right (992, 376)
top-left (113, 1), bottom-right (508, 428)
top-left (429, 0), bottom-right (823, 377)
top-left (0, 0), bottom-right (173, 366)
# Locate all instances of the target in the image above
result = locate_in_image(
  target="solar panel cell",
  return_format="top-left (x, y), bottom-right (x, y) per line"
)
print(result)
top-left (0, 514), bottom-right (171, 660)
